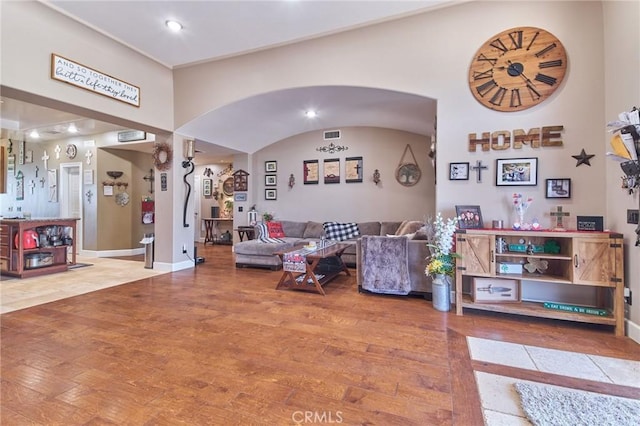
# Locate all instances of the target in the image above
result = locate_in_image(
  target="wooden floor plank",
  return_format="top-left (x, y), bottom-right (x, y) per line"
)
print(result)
top-left (1, 243), bottom-right (638, 425)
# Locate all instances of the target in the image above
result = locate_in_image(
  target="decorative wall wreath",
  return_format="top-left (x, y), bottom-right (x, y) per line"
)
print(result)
top-left (152, 142), bottom-right (173, 171)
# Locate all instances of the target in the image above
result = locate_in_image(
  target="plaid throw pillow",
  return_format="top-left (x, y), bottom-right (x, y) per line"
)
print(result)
top-left (256, 223), bottom-right (285, 243)
top-left (323, 222), bottom-right (360, 241)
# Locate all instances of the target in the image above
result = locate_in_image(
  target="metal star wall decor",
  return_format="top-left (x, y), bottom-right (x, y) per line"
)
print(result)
top-left (572, 149), bottom-right (595, 167)
top-left (316, 142), bottom-right (348, 154)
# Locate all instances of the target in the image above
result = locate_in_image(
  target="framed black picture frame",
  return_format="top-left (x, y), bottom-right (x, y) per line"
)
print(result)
top-left (345, 156), bottom-right (363, 183)
top-left (265, 188), bottom-right (277, 200)
top-left (545, 178), bottom-right (571, 199)
top-left (324, 158), bottom-right (340, 184)
top-left (265, 174), bottom-right (277, 186)
top-left (495, 157), bottom-right (538, 186)
top-left (455, 205), bottom-right (484, 229)
top-left (449, 162), bottom-right (469, 180)
top-left (265, 160), bottom-right (277, 173)
top-left (303, 160), bottom-right (319, 184)
top-left (202, 178), bottom-right (212, 197)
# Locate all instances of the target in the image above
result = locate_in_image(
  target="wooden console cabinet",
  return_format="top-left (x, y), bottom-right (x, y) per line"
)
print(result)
top-left (1, 218), bottom-right (78, 278)
top-left (455, 229), bottom-right (625, 336)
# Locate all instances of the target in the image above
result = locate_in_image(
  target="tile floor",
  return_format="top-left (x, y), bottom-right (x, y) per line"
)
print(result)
top-left (468, 336), bottom-right (640, 424)
top-left (0, 256), bottom-right (166, 314)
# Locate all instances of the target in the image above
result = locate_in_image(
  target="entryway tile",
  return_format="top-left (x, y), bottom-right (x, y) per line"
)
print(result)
top-left (474, 371), bottom-right (524, 417)
top-left (588, 354), bottom-right (640, 388)
top-left (524, 345), bottom-right (611, 383)
top-left (467, 337), bottom-right (537, 370)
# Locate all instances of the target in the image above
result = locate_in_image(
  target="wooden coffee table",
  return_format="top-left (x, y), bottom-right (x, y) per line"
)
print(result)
top-left (275, 243), bottom-right (352, 295)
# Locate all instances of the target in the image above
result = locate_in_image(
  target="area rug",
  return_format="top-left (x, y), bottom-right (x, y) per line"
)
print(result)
top-left (515, 381), bottom-right (640, 426)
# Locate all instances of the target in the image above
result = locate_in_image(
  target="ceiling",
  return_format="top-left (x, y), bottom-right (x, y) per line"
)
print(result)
top-left (2, 1), bottom-right (454, 163)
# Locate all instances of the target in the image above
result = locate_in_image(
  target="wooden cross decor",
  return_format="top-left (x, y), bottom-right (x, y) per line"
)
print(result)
top-left (85, 150), bottom-right (93, 165)
top-left (54, 145), bottom-right (61, 159)
top-left (550, 206), bottom-right (570, 230)
top-left (28, 180), bottom-right (36, 194)
top-left (471, 160), bottom-right (488, 182)
top-left (42, 150), bottom-right (49, 170)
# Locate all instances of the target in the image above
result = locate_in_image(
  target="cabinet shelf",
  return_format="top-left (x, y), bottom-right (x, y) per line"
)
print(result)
top-left (1, 218), bottom-right (78, 278)
top-left (455, 229), bottom-right (625, 336)
top-left (460, 294), bottom-right (616, 326)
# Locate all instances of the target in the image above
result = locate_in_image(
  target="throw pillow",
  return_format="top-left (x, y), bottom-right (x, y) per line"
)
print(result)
top-left (323, 222), bottom-right (360, 241)
top-left (395, 220), bottom-right (424, 236)
top-left (266, 221), bottom-right (285, 238)
top-left (256, 223), bottom-right (284, 243)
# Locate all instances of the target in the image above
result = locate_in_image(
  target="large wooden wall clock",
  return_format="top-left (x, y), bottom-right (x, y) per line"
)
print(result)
top-left (468, 27), bottom-right (567, 112)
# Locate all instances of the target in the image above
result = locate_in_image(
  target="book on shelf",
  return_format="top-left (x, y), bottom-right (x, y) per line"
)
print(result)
top-left (543, 302), bottom-right (608, 316)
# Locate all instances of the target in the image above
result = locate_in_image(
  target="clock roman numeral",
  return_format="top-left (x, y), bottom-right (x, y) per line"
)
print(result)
top-left (526, 83), bottom-right (541, 101)
top-left (508, 30), bottom-right (523, 49)
top-left (539, 59), bottom-right (563, 68)
top-left (510, 88), bottom-right (522, 108)
top-left (476, 79), bottom-right (498, 97)
top-left (490, 38), bottom-right (508, 53)
top-left (476, 53), bottom-right (497, 65)
top-left (489, 87), bottom-right (507, 106)
top-left (535, 73), bottom-right (557, 85)
top-left (525, 31), bottom-right (540, 51)
top-left (472, 69), bottom-right (493, 80)
top-left (535, 43), bottom-right (557, 57)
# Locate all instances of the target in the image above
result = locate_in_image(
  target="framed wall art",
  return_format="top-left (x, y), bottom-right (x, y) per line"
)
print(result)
top-left (17, 140), bottom-right (25, 165)
top-left (449, 162), bottom-right (469, 180)
top-left (7, 154), bottom-right (15, 176)
top-left (265, 174), bottom-right (277, 186)
top-left (303, 160), bottom-right (319, 184)
top-left (203, 178), bottom-right (212, 197)
top-left (455, 205), bottom-right (484, 229)
top-left (472, 277), bottom-right (520, 303)
top-left (324, 158), bottom-right (340, 184)
top-left (545, 178), bottom-right (571, 199)
top-left (345, 156), bottom-right (363, 183)
top-left (495, 157), bottom-right (538, 186)
top-left (265, 160), bottom-right (277, 173)
top-left (265, 188), bottom-right (277, 200)
top-left (234, 192), bottom-right (247, 202)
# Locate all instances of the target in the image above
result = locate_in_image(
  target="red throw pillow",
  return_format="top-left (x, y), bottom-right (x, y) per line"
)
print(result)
top-left (266, 221), bottom-right (285, 238)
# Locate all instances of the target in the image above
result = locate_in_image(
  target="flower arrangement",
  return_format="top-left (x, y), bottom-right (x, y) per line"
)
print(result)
top-left (512, 193), bottom-right (533, 229)
top-left (425, 213), bottom-right (460, 278)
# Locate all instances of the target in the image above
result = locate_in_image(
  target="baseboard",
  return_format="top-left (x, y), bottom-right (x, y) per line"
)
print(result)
top-left (153, 260), bottom-right (194, 272)
top-left (80, 248), bottom-right (145, 258)
top-left (626, 318), bottom-right (640, 344)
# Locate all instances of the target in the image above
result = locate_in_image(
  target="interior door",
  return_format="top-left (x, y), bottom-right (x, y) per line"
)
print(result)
top-left (59, 162), bottom-right (83, 253)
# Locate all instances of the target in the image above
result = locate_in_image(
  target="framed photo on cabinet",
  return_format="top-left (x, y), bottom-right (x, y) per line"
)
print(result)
top-left (472, 277), bottom-right (520, 303)
top-left (455, 205), bottom-right (484, 229)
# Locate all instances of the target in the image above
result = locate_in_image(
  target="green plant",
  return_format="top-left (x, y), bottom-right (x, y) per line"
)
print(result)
top-left (262, 211), bottom-right (274, 222)
top-left (224, 199), bottom-right (233, 211)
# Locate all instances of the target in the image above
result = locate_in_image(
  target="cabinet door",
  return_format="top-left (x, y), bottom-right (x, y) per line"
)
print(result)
top-left (573, 238), bottom-right (617, 286)
top-left (457, 234), bottom-right (493, 276)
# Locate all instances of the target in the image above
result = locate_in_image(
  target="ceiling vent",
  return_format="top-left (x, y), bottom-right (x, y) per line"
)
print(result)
top-left (323, 130), bottom-right (341, 140)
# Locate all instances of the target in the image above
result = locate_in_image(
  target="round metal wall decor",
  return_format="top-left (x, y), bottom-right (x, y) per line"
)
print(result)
top-left (396, 163), bottom-right (421, 186)
top-left (222, 177), bottom-right (234, 196)
top-left (152, 142), bottom-right (173, 171)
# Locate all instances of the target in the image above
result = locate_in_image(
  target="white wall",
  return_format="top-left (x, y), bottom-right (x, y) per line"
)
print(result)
top-left (603, 0), bottom-right (640, 339)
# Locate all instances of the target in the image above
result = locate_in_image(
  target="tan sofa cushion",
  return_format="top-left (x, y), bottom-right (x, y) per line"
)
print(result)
top-left (395, 220), bottom-right (424, 236)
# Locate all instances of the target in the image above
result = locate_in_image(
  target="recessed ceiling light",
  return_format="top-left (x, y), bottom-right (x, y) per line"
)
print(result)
top-left (29, 130), bottom-right (39, 138)
top-left (165, 20), bottom-right (183, 32)
top-left (305, 110), bottom-right (317, 118)
top-left (68, 123), bottom-right (78, 133)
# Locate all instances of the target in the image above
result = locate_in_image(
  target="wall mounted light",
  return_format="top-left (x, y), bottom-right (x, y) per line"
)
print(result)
top-left (373, 169), bottom-right (381, 185)
top-left (288, 173), bottom-right (295, 189)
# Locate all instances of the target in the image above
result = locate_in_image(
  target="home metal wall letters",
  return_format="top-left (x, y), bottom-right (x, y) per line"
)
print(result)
top-left (469, 125), bottom-right (563, 151)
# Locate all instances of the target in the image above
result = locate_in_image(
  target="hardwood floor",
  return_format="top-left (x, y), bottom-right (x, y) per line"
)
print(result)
top-left (1, 243), bottom-right (638, 425)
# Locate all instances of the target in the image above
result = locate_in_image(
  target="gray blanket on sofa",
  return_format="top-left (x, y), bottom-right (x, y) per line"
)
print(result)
top-left (360, 236), bottom-right (411, 295)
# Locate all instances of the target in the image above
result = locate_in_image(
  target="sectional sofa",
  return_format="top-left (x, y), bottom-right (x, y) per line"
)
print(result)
top-left (233, 220), bottom-right (432, 294)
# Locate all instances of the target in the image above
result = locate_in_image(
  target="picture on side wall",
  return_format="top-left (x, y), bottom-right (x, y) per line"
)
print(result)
top-left (345, 156), bottom-right (363, 183)
top-left (265, 160), bottom-right (277, 173)
top-left (203, 178), bottom-right (212, 197)
top-left (545, 178), bottom-right (571, 199)
top-left (265, 174), bottom-right (277, 186)
top-left (303, 160), bottom-right (319, 184)
top-left (265, 188), bottom-right (277, 200)
top-left (324, 158), bottom-right (340, 184)
top-left (495, 158), bottom-right (538, 186)
top-left (449, 162), bottom-right (469, 180)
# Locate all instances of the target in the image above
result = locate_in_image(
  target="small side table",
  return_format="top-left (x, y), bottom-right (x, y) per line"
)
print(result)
top-left (236, 226), bottom-right (255, 242)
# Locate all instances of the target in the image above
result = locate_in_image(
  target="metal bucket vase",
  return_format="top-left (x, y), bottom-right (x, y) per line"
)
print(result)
top-left (432, 274), bottom-right (451, 312)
